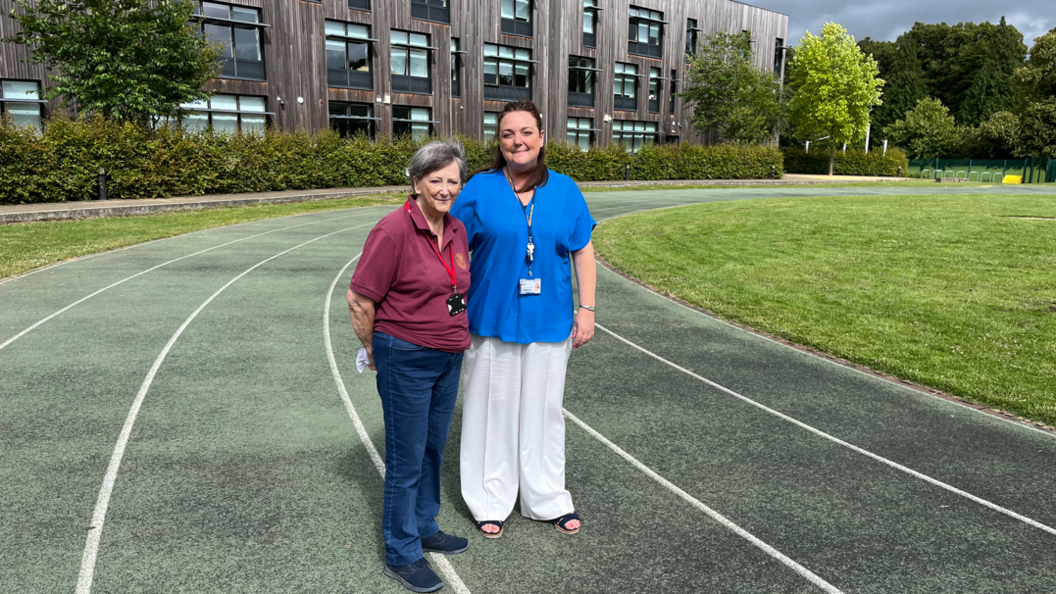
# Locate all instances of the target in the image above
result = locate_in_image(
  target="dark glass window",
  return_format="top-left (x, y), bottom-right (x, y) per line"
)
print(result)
top-left (393, 106), bottom-right (433, 140)
top-left (501, 0), bottom-right (532, 37)
top-left (484, 44), bottom-right (532, 101)
top-left (628, 6), bottom-right (664, 59)
top-left (193, 2), bottom-right (266, 81)
top-left (583, 0), bottom-right (599, 48)
top-left (348, 0), bottom-right (370, 10)
top-left (325, 21), bottom-right (373, 90)
top-left (411, 0), bottom-right (449, 24)
top-left (686, 18), bottom-right (700, 56)
top-left (451, 38), bottom-right (462, 98)
top-left (612, 120), bottom-right (657, 153)
top-left (177, 94), bottom-right (268, 135)
top-left (568, 56), bottom-right (596, 108)
top-left (669, 68), bottom-right (678, 114)
top-left (329, 102), bottom-right (375, 139)
top-left (391, 31), bottom-right (433, 95)
top-left (648, 68), bottom-right (661, 113)
top-left (0, 80), bottom-right (44, 132)
top-left (566, 117), bottom-right (593, 151)
top-left (774, 38), bottom-right (785, 76)
top-left (614, 62), bottom-right (638, 112)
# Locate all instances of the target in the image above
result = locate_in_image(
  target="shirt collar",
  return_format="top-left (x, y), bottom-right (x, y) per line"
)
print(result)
top-left (405, 196), bottom-right (459, 246)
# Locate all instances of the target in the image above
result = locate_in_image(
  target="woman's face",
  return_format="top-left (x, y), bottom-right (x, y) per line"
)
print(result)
top-left (413, 161), bottom-right (462, 217)
top-left (499, 110), bottom-right (545, 172)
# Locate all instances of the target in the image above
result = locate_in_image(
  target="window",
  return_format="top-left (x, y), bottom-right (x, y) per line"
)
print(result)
top-left (329, 102), bottom-right (377, 139)
top-left (774, 38), bottom-right (785, 76)
top-left (0, 80), bottom-right (44, 132)
top-left (583, 0), bottom-right (600, 48)
top-left (451, 38), bottom-right (463, 98)
top-left (348, 0), bottom-right (370, 10)
top-left (614, 62), bottom-right (638, 111)
top-left (568, 56), bottom-right (597, 108)
top-left (391, 31), bottom-right (433, 94)
top-left (648, 68), bottom-right (662, 113)
top-left (612, 120), bottom-right (657, 153)
top-left (501, 0), bottom-right (532, 37)
top-left (566, 117), bottom-right (593, 151)
top-left (628, 6), bottom-right (664, 59)
top-left (484, 44), bottom-right (533, 101)
top-left (483, 112), bottom-right (499, 144)
top-left (393, 106), bottom-right (433, 140)
top-left (192, 2), bottom-right (266, 81)
top-left (326, 21), bottom-right (373, 90)
top-left (412, 0), bottom-right (449, 24)
top-left (179, 94), bottom-right (267, 135)
top-left (686, 19), bottom-right (700, 56)
top-left (669, 68), bottom-right (678, 114)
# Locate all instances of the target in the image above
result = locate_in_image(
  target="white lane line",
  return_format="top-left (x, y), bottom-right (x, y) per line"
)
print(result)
top-left (323, 258), bottom-right (472, 594)
top-left (75, 221), bottom-right (373, 594)
top-left (0, 210), bottom-right (379, 352)
top-left (596, 263), bottom-right (1054, 438)
top-left (595, 322), bottom-right (1056, 538)
top-left (563, 409), bottom-right (845, 594)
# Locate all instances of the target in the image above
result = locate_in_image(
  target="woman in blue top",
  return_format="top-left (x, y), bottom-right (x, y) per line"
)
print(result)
top-left (451, 101), bottom-right (596, 538)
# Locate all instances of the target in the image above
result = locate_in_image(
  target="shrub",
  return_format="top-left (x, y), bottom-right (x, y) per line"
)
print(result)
top-left (782, 146), bottom-right (908, 176)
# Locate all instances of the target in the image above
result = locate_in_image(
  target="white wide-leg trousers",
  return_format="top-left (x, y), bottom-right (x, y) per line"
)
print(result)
top-left (460, 334), bottom-right (575, 522)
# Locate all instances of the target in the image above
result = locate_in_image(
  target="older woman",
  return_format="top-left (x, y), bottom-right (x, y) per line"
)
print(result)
top-left (347, 140), bottom-right (471, 593)
top-left (451, 101), bottom-right (596, 538)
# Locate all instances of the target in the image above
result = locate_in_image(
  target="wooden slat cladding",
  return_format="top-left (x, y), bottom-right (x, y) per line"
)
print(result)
top-left (0, 0), bottom-right (787, 148)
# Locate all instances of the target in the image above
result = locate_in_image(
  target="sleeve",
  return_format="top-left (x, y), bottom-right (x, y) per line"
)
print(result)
top-left (567, 181), bottom-right (596, 252)
top-left (349, 228), bottom-right (400, 303)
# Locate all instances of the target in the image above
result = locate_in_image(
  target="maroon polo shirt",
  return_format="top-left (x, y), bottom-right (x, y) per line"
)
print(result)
top-left (350, 197), bottom-right (471, 352)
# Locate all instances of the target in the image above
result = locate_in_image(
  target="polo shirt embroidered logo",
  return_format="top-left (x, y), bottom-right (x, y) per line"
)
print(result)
top-left (456, 253), bottom-right (467, 270)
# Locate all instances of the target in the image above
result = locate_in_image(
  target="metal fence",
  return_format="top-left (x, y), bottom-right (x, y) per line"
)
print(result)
top-left (908, 158), bottom-right (1055, 183)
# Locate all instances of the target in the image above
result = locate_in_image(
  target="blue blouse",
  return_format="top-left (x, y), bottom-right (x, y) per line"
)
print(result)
top-left (451, 169), bottom-right (596, 344)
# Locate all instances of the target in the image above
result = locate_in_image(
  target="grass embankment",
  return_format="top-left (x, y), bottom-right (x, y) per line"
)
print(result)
top-left (0, 193), bottom-right (403, 279)
top-left (593, 194), bottom-right (1056, 427)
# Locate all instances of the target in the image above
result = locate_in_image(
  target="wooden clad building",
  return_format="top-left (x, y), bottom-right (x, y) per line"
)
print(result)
top-left (0, 0), bottom-right (788, 148)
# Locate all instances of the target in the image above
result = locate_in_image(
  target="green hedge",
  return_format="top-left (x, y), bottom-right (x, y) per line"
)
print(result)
top-left (781, 146), bottom-right (909, 176)
top-left (0, 116), bottom-right (783, 204)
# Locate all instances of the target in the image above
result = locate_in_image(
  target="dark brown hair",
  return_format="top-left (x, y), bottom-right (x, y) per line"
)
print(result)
top-left (480, 100), bottom-right (549, 192)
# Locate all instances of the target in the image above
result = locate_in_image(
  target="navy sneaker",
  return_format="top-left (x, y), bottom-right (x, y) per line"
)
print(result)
top-left (383, 558), bottom-right (443, 593)
top-left (420, 531), bottom-right (469, 555)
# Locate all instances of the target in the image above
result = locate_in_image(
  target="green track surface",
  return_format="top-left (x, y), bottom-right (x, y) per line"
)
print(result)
top-left (2, 185), bottom-right (1055, 594)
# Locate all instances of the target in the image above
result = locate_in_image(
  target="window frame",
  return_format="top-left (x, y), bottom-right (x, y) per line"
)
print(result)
top-left (648, 68), bottom-right (663, 113)
top-left (669, 68), bottom-right (679, 114)
top-left (191, 1), bottom-right (268, 81)
top-left (568, 55), bottom-right (599, 108)
top-left (325, 21), bottom-right (375, 90)
top-left (329, 101), bottom-right (379, 139)
top-left (566, 117), bottom-right (595, 151)
top-left (177, 94), bottom-right (271, 135)
top-left (392, 105), bottom-right (435, 140)
top-left (348, 0), bottom-right (370, 10)
top-left (484, 43), bottom-right (535, 101)
top-left (451, 38), bottom-right (464, 98)
top-left (411, 0), bottom-right (450, 24)
top-left (627, 6), bottom-right (665, 59)
top-left (774, 37), bottom-right (785, 76)
top-left (613, 62), bottom-right (640, 112)
top-left (583, 0), bottom-right (601, 48)
top-left (501, 0), bottom-right (533, 37)
top-left (612, 120), bottom-right (658, 153)
top-left (0, 79), bottom-right (45, 132)
top-left (483, 111), bottom-right (500, 144)
top-left (390, 31), bottom-right (435, 95)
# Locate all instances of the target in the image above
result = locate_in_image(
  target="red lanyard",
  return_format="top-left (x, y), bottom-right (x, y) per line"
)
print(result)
top-left (406, 201), bottom-right (457, 291)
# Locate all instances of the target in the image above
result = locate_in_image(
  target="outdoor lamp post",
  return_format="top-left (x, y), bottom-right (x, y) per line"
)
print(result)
top-left (97, 167), bottom-right (107, 201)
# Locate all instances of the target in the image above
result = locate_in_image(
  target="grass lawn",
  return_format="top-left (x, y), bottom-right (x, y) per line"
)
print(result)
top-left (593, 193), bottom-right (1056, 428)
top-left (580, 180), bottom-right (1056, 192)
top-left (0, 193), bottom-right (403, 280)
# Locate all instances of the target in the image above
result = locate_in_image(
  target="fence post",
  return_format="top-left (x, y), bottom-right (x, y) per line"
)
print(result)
top-left (1002, 160), bottom-right (1007, 182)
top-left (968, 159), bottom-right (972, 181)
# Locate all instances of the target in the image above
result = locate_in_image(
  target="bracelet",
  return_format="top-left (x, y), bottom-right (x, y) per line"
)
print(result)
top-left (579, 305), bottom-right (595, 312)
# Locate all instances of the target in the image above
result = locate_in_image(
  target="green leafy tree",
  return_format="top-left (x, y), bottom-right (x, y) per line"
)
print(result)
top-left (1017, 98), bottom-right (1056, 158)
top-left (869, 36), bottom-right (928, 134)
top-left (1013, 27), bottom-right (1056, 102)
top-left (788, 23), bottom-right (883, 175)
top-left (960, 111), bottom-right (1020, 158)
top-left (6, 0), bottom-right (222, 124)
top-left (885, 97), bottom-right (960, 158)
top-left (681, 31), bottom-right (787, 145)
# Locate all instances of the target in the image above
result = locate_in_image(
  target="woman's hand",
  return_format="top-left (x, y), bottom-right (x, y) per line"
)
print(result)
top-left (572, 307), bottom-right (594, 349)
top-left (348, 289), bottom-right (378, 370)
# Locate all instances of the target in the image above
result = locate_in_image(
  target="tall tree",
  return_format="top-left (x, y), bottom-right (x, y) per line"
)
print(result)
top-left (681, 31), bottom-right (787, 145)
top-left (1013, 27), bottom-right (1056, 102)
top-left (6, 0), bottom-right (222, 124)
top-left (866, 35), bottom-right (927, 134)
top-left (885, 97), bottom-right (960, 158)
top-left (788, 23), bottom-right (883, 175)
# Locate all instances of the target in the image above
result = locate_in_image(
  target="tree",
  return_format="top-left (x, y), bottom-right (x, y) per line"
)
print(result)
top-left (681, 31), bottom-right (787, 145)
top-left (6, 0), bottom-right (222, 124)
top-left (788, 23), bottom-right (883, 175)
top-left (1013, 27), bottom-right (1056, 102)
top-left (885, 97), bottom-right (960, 158)
top-left (864, 34), bottom-right (927, 134)
top-left (960, 111), bottom-right (1020, 158)
top-left (1018, 99), bottom-right (1056, 158)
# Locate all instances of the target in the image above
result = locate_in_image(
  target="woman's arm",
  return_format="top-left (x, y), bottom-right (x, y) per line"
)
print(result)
top-left (347, 289), bottom-right (378, 370)
top-left (571, 241), bottom-right (596, 349)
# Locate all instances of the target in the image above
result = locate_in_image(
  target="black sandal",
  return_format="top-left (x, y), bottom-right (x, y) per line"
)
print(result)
top-left (476, 520), bottom-right (504, 539)
top-left (553, 512), bottom-right (581, 535)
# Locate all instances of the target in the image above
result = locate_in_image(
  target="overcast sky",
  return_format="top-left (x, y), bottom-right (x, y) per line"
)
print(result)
top-left (754, 0), bottom-right (1054, 48)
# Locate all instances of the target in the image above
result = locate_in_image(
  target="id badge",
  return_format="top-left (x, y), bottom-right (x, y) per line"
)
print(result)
top-left (519, 278), bottom-right (542, 295)
top-left (447, 292), bottom-right (467, 316)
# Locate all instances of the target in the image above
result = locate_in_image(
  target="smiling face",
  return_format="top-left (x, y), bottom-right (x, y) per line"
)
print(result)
top-left (413, 160), bottom-right (462, 220)
top-left (499, 110), bottom-right (545, 174)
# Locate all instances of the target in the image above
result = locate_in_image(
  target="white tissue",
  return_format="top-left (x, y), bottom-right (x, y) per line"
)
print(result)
top-left (356, 348), bottom-right (371, 373)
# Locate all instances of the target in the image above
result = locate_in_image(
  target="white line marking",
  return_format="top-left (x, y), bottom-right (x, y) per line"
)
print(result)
top-left (563, 409), bottom-right (845, 594)
top-left (76, 221), bottom-right (373, 594)
top-left (595, 322), bottom-right (1056, 538)
top-left (1, 211), bottom-right (372, 352)
top-left (324, 258), bottom-right (472, 594)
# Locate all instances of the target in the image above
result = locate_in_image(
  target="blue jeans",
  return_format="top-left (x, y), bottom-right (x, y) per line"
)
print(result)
top-left (373, 331), bottom-right (464, 566)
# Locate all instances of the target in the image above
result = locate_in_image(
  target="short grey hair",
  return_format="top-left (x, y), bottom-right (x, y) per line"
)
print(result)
top-left (407, 140), bottom-right (467, 186)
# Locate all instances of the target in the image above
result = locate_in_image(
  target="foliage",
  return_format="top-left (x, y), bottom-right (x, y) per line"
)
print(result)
top-left (781, 147), bottom-right (907, 176)
top-left (5, 0), bottom-right (222, 124)
top-left (885, 98), bottom-right (961, 158)
top-left (788, 23), bottom-right (883, 175)
top-left (0, 116), bottom-right (786, 204)
top-left (682, 31), bottom-right (787, 145)
top-left (1017, 98), bottom-right (1056, 159)
top-left (1013, 27), bottom-right (1056, 102)
top-left (958, 111), bottom-right (1021, 159)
